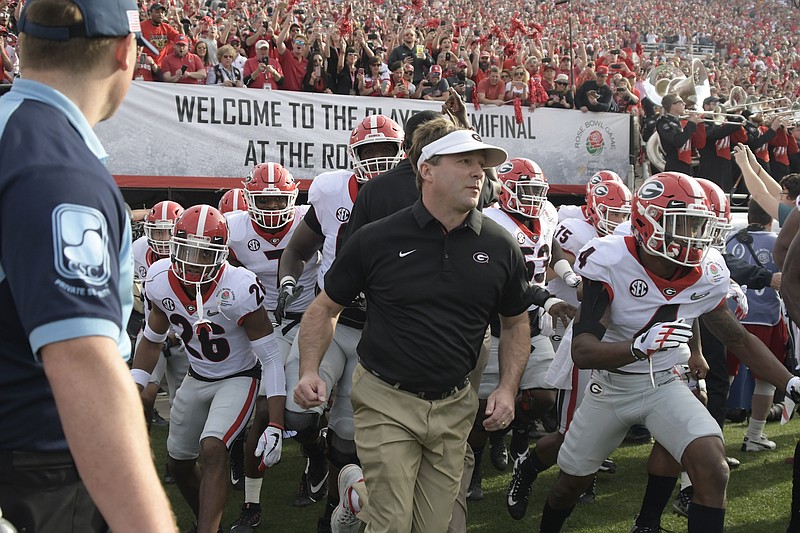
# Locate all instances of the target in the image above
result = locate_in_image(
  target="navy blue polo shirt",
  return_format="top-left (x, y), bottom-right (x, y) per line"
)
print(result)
top-left (0, 80), bottom-right (133, 452)
top-left (325, 200), bottom-right (530, 392)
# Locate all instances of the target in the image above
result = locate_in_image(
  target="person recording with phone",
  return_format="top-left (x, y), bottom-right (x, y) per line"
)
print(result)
top-left (415, 64), bottom-right (451, 101)
top-left (243, 39), bottom-right (283, 89)
top-left (387, 61), bottom-right (413, 98)
top-left (610, 76), bottom-right (639, 113)
top-left (446, 60), bottom-right (475, 103)
top-left (162, 34), bottom-right (206, 84)
top-left (302, 52), bottom-right (333, 93)
top-left (574, 65), bottom-right (612, 112)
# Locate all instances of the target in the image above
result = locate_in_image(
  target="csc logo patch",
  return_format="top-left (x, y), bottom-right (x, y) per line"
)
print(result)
top-left (52, 204), bottom-right (110, 286)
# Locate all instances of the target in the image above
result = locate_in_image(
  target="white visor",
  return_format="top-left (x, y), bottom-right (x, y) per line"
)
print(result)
top-left (417, 130), bottom-right (508, 172)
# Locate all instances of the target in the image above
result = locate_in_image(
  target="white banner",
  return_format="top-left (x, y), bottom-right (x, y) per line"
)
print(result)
top-left (96, 82), bottom-right (631, 191)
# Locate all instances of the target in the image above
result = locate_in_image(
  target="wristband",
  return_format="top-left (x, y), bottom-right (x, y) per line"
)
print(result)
top-left (279, 275), bottom-right (297, 287)
top-left (268, 422), bottom-right (285, 431)
top-left (143, 323), bottom-right (169, 344)
top-left (552, 259), bottom-right (576, 283)
top-left (629, 342), bottom-right (647, 361)
top-left (130, 368), bottom-right (151, 388)
top-left (542, 297), bottom-right (563, 314)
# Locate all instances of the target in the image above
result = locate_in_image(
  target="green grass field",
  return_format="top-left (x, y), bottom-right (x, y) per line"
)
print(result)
top-left (151, 416), bottom-right (798, 532)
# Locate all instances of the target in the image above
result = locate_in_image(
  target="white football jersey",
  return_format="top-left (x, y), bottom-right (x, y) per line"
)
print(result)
top-left (226, 207), bottom-right (319, 312)
top-left (613, 219), bottom-right (632, 236)
top-left (133, 235), bottom-right (161, 281)
top-left (574, 235), bottom-right (729, 373)
top-left (307, 169), bottom-right (359, 289)
top-left (144, 258), bottom-right (263, 379)
top-left (484, 201), bottom-right (558, 289)
top-left (547, 217), bottom-right (599, 306)
top-left (557, 203), bottom-right (584, 223)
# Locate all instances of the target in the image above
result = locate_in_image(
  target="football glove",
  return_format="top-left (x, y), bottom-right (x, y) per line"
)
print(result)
top-left (255, 423), bottom-right (284, 471)
top-left (275, 280), bottom-right (304, 325)
top-left (727, 281), bottom-right (749, 320)
top-left (632, 319), bottom-right (693, 360)
top-left (786, 376), bottom-right (800, 404)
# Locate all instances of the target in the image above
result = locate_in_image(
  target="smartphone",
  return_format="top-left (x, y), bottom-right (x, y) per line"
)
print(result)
top-left (357, 68), bottom-right (364, 76)
top-left (440, 20), bottom-right (446, 27)
top-left (368, 33), bottom-right (378, 40)
top-left (473, 29), bottom-right (480, 37)
top-left (610, 49), bottom-right (620, 55)
top-left (445, 52), bottom-right (452, 61)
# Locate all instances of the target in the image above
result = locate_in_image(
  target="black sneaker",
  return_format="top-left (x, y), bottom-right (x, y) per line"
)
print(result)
top-left (507, 450), bottom-right (537, 520)
top-left (293, 455), bottom-right (329, 507)
top-left (230, 503), bottom-right (261, 533)
top-left (598, 458), bottom-right (617, 474)
top-left (579, 476), bottom-right (596, 504)
top-left (489, 435), bottom-right (509, 472)
top-left (672, 487), bottom-right (692, 518)
top-left (151, 408), bottom-right (169, 427)
top-left (316, 516), bottom-right (333, 533)
top-left (229, 439), bottom-right (245, 492)
top-left (163, 462), bottom-right (175, 485)
top-left (625, 425), bottom-right (652, 444)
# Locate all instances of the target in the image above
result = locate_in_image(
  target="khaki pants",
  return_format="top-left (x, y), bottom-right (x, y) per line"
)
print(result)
top-left (351, 364), bottom-right (478, 533)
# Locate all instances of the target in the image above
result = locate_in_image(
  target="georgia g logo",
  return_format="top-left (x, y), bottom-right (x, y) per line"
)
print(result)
top-left (638, 179), bottom-right (665, 200)
top-left (497, 162), bottom-right (514, 174)
top-left (593, 184), bottom-right (609, 197)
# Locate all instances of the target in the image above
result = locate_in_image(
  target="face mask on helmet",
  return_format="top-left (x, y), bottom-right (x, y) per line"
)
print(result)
top-left (633, 173), bottom-right (715, 267)
top-left (170, 206), bottom-right (229, 285)
top-left (585, 182), bottom-right (632, 236)
top-left (244, 163), bottom-right (299, 230)
top-left (144, 201), bottom-right (184, 257)
top-left (636, 201), bottom-right (714, 266)
top-left (348, 115), bottom-right (405, 183)
top-left (498, 158), bottom-right (549, 218)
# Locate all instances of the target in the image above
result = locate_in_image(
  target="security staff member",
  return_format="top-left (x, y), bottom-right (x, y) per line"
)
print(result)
top-left (294, 121), bottom-right (533, 532)
top-left (696, 95), bottom-right (747, 192)
top-left (0, 0), bottom-right (175, 532)
top-left (656, 93), bottom-right (702, 174)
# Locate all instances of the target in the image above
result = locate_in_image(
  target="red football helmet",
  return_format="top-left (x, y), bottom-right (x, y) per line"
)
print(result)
top-left (631, 172), bottom-right (715, 267)
top-left (694, 178), bottom-right (732, 248)
top-left (585, 170), bottom-right (624, 196)
top-left (144, 200), bottom-right (184, 257)
top-left (170, 205), bottom-right (229, 284)
top-left (243, 163), bottom-right (298, 230)
top-left (348, 115), bottom-right (404, 183)
top-left (218, 188), bottom-right (249, 214)
top-left (497, 158), bottom-right (549, 218)
top-left (584, 181), bottom-right (632, 236)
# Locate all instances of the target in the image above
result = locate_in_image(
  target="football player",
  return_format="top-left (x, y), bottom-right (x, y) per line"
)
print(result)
top-left (536, 172), bottom-right (800, 533)
top-left (225, 163), bottom-right (323, 531)
top-left (507, 180), bottom-right (632, 519)
top-left (132, 201), bottom-right (189, 426)
top-left (130, 205), bottom-right (285, 533)
top-left (469, 158), bottom-right (577, 500)
top-left (278, 115), bottom-right (404, 533)
top-left (557, 169), bottom-right (625, 223)
top-left (218, 187), bottom-right (249, 215)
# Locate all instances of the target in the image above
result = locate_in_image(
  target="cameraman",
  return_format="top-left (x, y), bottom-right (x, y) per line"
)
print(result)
top-left (243, 39), bottom-right (283, 89)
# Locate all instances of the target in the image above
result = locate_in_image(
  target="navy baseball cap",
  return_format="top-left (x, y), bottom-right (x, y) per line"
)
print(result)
top-left (19, 0), bottom-right (159, 55)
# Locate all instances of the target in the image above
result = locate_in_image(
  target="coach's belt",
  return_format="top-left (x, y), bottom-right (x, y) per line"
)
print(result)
top-left (363, 365), bottom-right (468, 401)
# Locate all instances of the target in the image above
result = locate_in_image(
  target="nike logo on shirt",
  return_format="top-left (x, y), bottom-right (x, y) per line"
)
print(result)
top-left (398, 249), bottom-right (417, 258)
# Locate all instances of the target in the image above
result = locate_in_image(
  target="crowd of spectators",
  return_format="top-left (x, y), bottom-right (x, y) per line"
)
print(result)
top-left (3, 0), bottom-right (800, 115)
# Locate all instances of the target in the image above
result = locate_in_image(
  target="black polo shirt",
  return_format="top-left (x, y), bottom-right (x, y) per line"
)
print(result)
top-left (325, 200), bottom-right (530, 392)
